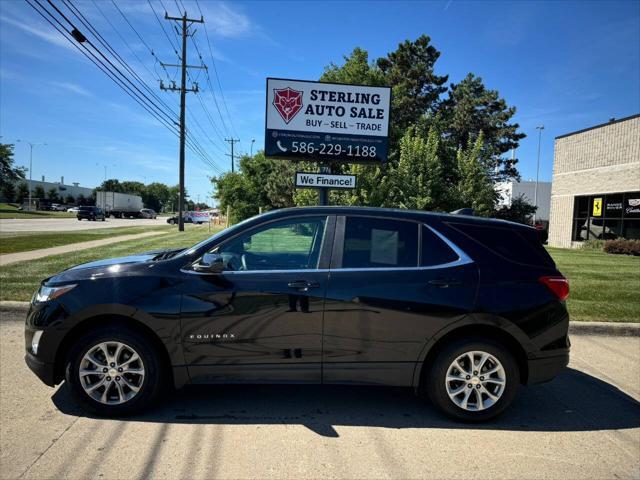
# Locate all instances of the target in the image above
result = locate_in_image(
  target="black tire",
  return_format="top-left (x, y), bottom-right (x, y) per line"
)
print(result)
top-left (424, 337), bottom-right (519, 422)
top-left (65, 326), bottom-right (165, 416)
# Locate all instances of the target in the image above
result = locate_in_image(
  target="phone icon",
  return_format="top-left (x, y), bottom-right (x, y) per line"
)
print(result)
top-left (276, 140), bottom-right (288, 152)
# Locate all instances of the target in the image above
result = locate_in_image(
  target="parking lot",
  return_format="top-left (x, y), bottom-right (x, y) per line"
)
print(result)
top-left (1, 308), bottom-right (638, 480)
top-left (0, 217), bottom-right (168, 233)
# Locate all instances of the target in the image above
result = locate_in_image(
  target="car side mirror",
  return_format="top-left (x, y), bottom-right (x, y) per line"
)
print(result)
top-left (193, 253), bottom-right (224, 274)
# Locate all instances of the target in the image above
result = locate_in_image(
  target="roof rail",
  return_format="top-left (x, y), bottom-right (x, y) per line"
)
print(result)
top-left (450, 208), bottom-right (474, 216)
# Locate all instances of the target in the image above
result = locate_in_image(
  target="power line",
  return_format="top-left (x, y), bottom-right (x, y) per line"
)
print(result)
top-left (195, 0), bottom-right (238, 138)
top-left (24, 0), bottom-right (219, 173)
top-left (225, 138), bottom-right (240, 173)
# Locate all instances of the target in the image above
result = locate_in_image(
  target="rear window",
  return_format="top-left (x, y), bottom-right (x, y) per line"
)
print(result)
top-left (448, 222), bottom-right (554, 266)
top-left (342, 217), bottom-right (418, 268)
top-left (79, 206), bottom-right (94, 211)
top-left (421, 226), bottom-right (459, 266)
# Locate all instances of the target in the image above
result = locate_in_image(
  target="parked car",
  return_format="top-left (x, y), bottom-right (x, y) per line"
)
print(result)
top-left (166, 214), bottom-right (192, 225)
top-left (66, 207), bottom-right (80, 213)
top-left (140, 208), bottom-right (157, 219)
top-left (76, 206), bottom-right (105, 221)
top-left (25, 207), bottom-right (569, 421)
top-left (51, 203), bottom-right (67, 212)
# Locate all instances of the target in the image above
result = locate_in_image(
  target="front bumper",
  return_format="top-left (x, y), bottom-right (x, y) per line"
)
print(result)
top-left (526, 349), bottom-right (570, 385)
top-left (25, 352), bottom-right (56, 386)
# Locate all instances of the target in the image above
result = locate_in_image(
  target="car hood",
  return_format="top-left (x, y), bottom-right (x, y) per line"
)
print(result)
top-left (46, 252), bottom-right (162, 284)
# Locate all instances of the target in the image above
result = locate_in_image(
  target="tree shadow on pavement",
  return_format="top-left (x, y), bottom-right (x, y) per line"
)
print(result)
top-left (52, 367), bottom-right (640, 437)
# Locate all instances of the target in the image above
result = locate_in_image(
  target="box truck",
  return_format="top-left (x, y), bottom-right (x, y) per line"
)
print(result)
top-left (96, 191), bottom-right (143, 218)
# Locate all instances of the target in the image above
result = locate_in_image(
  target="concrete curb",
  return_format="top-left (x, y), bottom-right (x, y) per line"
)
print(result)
top-left (1, 301), bottom-right (638, 336)
top-left (568, 321), bottom-right (639, 337)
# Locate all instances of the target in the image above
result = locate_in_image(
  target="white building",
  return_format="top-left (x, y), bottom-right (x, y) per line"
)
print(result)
top-left (496, 180), bottom-right (552, 221)
top-left (17, 177), bottom-right (94, 201)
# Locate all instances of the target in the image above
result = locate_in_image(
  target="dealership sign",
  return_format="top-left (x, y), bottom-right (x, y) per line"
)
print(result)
top-left (295, 172), bottom-right (356, 189)
top-left (265, 78), bottom-right (391, 163)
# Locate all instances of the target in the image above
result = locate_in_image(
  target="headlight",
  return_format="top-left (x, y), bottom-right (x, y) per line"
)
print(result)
top-left (34, 284), bottom-right (77, 303)
top-left (31, 330), bottom-right (43, 355)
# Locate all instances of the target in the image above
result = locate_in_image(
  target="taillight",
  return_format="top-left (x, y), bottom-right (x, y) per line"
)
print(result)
top-left (539, 276), bottom-right (569, 301)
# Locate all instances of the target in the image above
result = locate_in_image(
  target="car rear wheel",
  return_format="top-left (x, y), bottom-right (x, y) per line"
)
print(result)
top-left (424, 338), bottom-right (519, 422)
top-left (65, 327), bottom-right (165, 416)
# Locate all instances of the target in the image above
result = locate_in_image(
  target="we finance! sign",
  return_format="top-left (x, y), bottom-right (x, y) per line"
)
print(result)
top-left (265, 78), bottom-right (391, 163)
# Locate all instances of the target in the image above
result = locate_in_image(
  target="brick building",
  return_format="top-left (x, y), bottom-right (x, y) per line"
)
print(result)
top-left (548, 114), bottom-right (640, 247)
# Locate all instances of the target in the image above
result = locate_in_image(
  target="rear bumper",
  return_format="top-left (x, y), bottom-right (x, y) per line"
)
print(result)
top-left (526, 350), bottom-right (570, 385)
top-left (25, 353), bottom-right (56, 387)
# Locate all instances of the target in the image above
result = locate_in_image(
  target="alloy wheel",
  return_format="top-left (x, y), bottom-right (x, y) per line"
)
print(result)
top-left (79, 341), bottom-right (145, 405)
top-left (445, 350), bottom-right (506, 411)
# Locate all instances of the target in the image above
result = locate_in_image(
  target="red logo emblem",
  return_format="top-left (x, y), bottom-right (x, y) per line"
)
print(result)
top-left (273, 87), bottom-right (303, 124)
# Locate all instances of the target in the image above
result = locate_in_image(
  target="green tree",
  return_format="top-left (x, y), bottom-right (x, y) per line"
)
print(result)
top-left (119, 181), bottom-right (145, 196)
top-left (65, 194), bottom-right (75, 204)
top-left (46, 188), bottom-right (59, 202)
top-left (376, 35), bottom-right (448, 144)
top-left (441, 73), bottom-right (525, 181)
top-left (455, 132), bottom-right (497, 216)
top-left (97, 179), bottom-right (122, 192)
top-left (0, 144), bottom-right (26, 191)
top-left (15, 182), bottom-right (29, 203)
top-left (77, 194), bottom-right (87, 206)
top-left (388, 126), bottom-right (449, 211)
top-left (2, 182), bottom-right (16, 202)
top-left (212, 152), bottom-right (298, 222)
top-left (33, 185), bottom-right (45, 200)
top-left (143, 182), bottom-right (170, 212)
top-left (495, 194), bottom-right (537, 225)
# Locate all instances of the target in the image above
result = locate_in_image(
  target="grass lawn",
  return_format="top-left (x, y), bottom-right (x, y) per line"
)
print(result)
top-left (548, 247), bottom-right (639, 323)
top-left (0, 225), bottom-right (171, 255)
top-left (0, 225), bottom-right (219, 301)
top-left (0, 203), bottom-right (76, 219)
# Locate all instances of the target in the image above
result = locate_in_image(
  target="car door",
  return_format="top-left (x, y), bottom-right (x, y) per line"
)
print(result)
top-left (322, 215), bottom-right (479, 386)
top-left (181, 214), bottom-right (334, 384)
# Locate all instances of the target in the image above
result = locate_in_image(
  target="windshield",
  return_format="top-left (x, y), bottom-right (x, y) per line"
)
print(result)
top-left (173, 220), bottom-right (249, 259)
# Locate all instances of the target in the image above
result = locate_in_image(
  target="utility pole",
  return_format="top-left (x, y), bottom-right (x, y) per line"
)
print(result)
top-left (17, 140), bottom-right (46, 211)
top-left (225, 138), bottom-right (240, 172)
top-left (534, 125), bottom-right (544, 224)
top-left (250, 139), bottom-right (255, 156)
top-left (160, 11), bottom-right (205, 232)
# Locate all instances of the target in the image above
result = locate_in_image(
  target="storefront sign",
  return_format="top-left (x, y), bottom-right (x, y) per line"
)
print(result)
top-left (265, 78), bottom-right (391, 163)
top-left (592, 198), bottom-right (603, 216)
top-left (295, 172), bottom-right (356, 189)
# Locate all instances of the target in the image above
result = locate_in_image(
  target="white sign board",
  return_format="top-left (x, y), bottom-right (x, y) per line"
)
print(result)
top-left (295, 172), bottom-right (356, 189)
top-left (265, 78), bottom-right (391, 163)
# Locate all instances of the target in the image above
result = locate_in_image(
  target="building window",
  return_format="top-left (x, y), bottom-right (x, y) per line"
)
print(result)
top-left (572, 191), bottom-right (640, 241)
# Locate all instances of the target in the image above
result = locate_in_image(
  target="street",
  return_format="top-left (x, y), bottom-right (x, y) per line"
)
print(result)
top-left (1, 309), bottom-right (638, 480)
top-left (0, 217), bottom-right (168, 233)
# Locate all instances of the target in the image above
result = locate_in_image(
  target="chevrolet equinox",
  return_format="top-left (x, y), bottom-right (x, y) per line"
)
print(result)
top-left (25, 207), bottom-right (570, 421)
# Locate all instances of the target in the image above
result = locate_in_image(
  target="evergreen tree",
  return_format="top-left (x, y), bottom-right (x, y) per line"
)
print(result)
top-left (2, 182), bottom-right (16, 202)
top-left (16, 182), bottom-right (29, 203)
top-left (455, 132), bottom-right (497, 216)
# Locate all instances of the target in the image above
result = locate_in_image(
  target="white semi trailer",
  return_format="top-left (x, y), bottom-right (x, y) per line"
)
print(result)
top-left (96, 191), bottom-right (143, 218)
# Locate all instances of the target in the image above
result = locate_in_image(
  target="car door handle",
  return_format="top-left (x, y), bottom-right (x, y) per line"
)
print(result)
top-left (428, 278), bottom-right (462, 288)
top-left (287, 280), bottom-right (320, 291)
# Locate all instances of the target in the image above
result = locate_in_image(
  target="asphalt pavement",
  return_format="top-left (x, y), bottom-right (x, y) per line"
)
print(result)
top-left (0, 217), bottom-right (168, 232)
top-left (1, 310), bottom-right (638, 480)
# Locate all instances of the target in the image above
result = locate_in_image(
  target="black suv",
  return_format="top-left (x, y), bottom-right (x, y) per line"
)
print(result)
top-left (25, 207), bottom-right (569, 421)
top-left (77, 206), bottom-right (106, 221)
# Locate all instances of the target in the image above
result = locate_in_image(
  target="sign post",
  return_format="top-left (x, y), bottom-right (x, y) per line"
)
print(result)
top-left (265, 78), bottom-right (391, 204)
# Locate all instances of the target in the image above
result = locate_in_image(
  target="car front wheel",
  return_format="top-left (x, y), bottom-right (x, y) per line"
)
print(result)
top-left (424, 338), bottom-right (519, 422)
top-left (65, 327), bottom-right (165, 416)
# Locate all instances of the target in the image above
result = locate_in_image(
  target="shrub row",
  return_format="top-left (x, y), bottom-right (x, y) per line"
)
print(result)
top-left (603, 239), bottom-right (640, 256)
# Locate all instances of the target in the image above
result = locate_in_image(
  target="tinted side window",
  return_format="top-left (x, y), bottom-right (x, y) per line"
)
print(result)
top-left (421, 226), bottom-right (459, 266)
top-left (342, 217), bottom-right (418, 268)
top-left (218, 217), bottom-right (326, 271)
top-left (449, 222), bottom-right (553, 266)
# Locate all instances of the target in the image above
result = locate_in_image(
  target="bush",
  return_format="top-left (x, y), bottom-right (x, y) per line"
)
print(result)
top-left (603, 239), bottom-right (640, 256)
top-left (581, 239), bottom-right (605, 251)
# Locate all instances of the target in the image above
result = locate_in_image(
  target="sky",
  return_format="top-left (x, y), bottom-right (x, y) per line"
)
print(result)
top-left (1, 0), bottom-right (639, 205)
